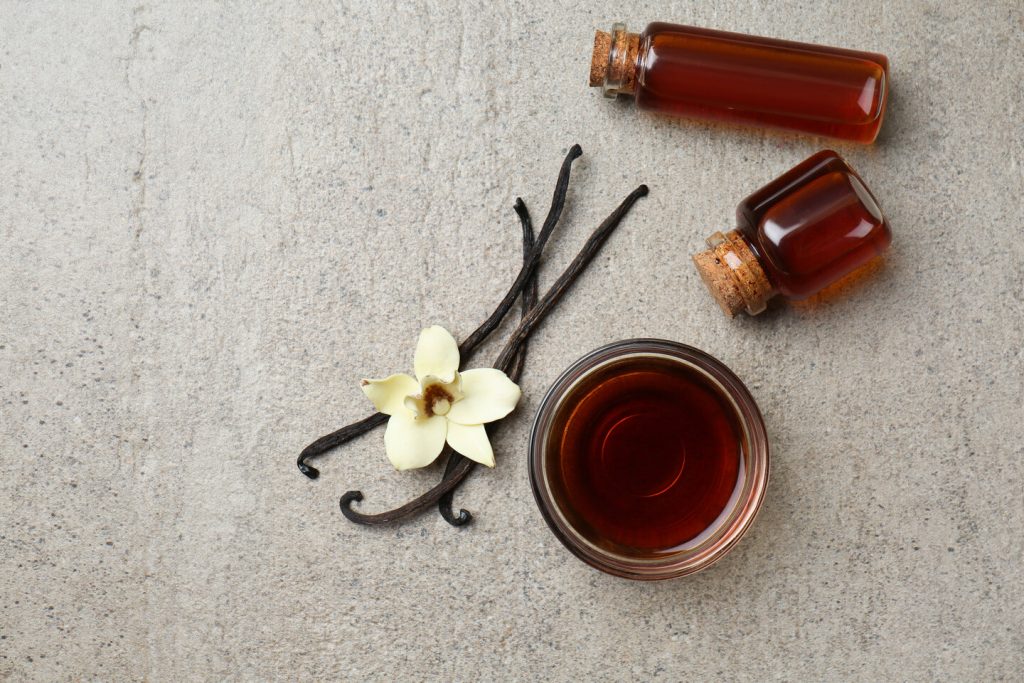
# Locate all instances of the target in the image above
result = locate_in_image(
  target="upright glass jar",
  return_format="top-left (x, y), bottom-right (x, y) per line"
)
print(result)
top-left (529, 340), bottom-right (769, 580)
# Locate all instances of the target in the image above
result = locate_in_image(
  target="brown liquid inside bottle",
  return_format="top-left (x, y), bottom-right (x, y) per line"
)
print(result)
top-left (737, 150), bottom-right (891, 299)
top-left (693, 150), bottom-right (892, 316)
top-left (591, 22), bottom-right (889, 142)
top-left (544, 355), bottom-right (742, 556)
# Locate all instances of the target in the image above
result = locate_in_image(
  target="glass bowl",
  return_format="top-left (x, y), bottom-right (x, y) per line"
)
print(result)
top-left (528, 339), bottom-right (769, 580)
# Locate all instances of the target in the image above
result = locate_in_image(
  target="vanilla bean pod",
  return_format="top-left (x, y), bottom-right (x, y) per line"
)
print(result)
top-left (506, 199), bottom-right (539, 384)
top-left (438, 199), bottom-right (539, 526)
top-left (341, 201), bottom-right (536, 527)
top-left (340, 183), bottom-right (648, 526)
top-left (297, 146), bottom-right (582, 480)
top-left (492, 184), bottom-right (649, 372)
top-left (454, 147), bottom-right (580, 355)
top-left (296, 413), bottom-right (388, 478)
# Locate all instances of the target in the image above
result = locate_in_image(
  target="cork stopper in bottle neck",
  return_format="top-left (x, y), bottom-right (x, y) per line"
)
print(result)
top-left (589, 23), bottom-right (640, 97)
top-left (692, 230), bottom-right (774, 317)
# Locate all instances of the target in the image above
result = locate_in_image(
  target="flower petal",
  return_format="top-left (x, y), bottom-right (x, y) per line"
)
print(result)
top-left (361, 374), bottom-right (419, 416)
top-left (446, 368), bottom-right (521, 425)
top-left (446, 422), bottom-right (495, 467)
top-left (413, 325), bottom-right (460, 383)
top-left (383, 413), bottom-right (447, 470)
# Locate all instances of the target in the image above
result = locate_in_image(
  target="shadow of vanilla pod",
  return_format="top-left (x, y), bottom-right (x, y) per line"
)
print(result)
top-left (296, 145), bottom-right (648, 528)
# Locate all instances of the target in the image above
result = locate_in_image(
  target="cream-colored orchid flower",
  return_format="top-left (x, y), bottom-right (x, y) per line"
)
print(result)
top-left (360, 325), bottom-right (521, 471)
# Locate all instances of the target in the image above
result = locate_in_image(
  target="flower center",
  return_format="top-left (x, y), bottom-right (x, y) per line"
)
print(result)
top-left (423, 383), bottom-right (454, 417)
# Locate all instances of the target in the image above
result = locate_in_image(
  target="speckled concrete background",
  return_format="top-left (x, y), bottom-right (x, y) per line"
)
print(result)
top-left (2, 1), bottom-right (1022, 680)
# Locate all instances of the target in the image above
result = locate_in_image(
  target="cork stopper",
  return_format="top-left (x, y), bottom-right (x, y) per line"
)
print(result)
top-left (588, 26), bottom-right (640, 96)
top-left (589, 31), bottom-right (612, 87)
top-left (692, 230), bottom-right (774, 317)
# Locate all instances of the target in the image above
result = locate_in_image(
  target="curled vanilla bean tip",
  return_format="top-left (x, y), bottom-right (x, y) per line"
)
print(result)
top-left (442, 507), bottom-right (473, 526)
top-left (438, 450), bottom-right (475, 527)
top-left (340, 490), bottom-right (364, 518)
top-left (338, 452), bottom-right (476, 526)
top-left (297, 459), bottom-right (320, 480)
top-left (297, 411), bottom-right (390, 478)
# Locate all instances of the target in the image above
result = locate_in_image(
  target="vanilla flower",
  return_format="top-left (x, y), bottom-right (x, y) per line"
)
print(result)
top-left (361, 325), bottom-right (521, 471)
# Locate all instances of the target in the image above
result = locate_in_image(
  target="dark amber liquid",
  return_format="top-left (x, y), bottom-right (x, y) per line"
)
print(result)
top-left (738, 150), bottom-right (891, 299)
top-left (545, 356), bottom-right (742, 556)
top-left (634, 22), bottom-right (889, 142)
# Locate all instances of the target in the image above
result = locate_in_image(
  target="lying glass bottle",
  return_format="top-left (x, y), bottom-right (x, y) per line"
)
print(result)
top-left (589, 22), bottom-right (890, 142)
top-left (692, 150), bottom-right (892, 316)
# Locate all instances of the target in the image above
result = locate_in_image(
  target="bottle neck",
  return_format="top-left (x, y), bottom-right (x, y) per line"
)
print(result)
top-left (589, 23), bottom-right (640, 98)
top-left (692, 230), bottom-right (775, 317)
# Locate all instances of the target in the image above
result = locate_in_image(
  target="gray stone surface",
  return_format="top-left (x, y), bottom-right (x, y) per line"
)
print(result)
top-left (1, 1), bottom-right (1022, 680)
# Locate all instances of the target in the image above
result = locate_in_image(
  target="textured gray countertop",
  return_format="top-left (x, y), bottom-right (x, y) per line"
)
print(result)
top-left (2, 2), bottom-right (1022, 680)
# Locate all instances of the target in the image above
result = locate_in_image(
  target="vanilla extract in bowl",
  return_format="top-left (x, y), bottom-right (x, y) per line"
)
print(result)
top-left (529, 340), bottom-right (768, 580)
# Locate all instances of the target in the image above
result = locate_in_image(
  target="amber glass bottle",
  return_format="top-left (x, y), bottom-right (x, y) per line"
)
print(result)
top-left (692, 150), bottom-right (891, 316)
top-left (589, 22), bottom-right (889, 142)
